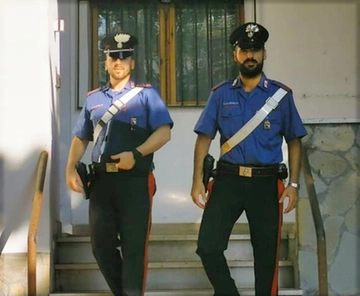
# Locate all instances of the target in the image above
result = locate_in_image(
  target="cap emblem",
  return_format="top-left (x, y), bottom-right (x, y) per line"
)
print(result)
top-left (245, 24), bottom-right (259, 38)
top-left (114, 33), bottom-right (131, 49)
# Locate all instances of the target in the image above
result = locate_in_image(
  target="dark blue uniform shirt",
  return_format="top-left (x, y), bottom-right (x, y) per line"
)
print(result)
top-left (194, 74), bottom-right (307, 165)
top-left (73, 80), bottom-right (173, 170)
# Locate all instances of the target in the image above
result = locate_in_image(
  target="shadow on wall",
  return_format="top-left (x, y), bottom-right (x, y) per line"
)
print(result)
top-left (0, 149), bottom-right (50, 255)
top-left (49, 53), bottom-right (61, 228)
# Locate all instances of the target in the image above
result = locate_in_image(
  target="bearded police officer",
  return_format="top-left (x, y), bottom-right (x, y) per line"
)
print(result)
top-left (190, 22), bottom-right (307, 296)
top-left (66, 32), bottom-right (173, 296)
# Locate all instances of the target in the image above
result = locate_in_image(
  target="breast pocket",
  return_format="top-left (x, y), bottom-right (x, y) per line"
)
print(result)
top-left (219, 107), bottom-right (244, 137)
top-left (261, 113), bottom-right (282, 134)
top-left (90, 107), bottom-right (107, 123)
top-left (127, 111), bottom-right (147, 131)
top-left (256, 116), bottom-right (283, 149)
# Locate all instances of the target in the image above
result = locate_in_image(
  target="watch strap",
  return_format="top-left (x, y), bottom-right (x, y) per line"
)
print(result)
top-left (290, 182), bottom-right (300, 189)
top-left (132, 148), bottom-right (143, 161)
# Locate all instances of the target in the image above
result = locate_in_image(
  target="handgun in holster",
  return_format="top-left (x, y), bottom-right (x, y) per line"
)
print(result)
top-left (277, 163), bottom-right (288, 180)
top-left (202, 154), bottom-right (216, 193)
top-left (75, 162), bottom-right (92, 200)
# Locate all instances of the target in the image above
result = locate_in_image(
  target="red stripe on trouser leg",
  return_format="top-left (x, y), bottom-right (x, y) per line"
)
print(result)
top-left (141, 172), bottom-right (156, 296)
top-left (204, 179), bottom-right (215, 208)
top-left (271, 179), bottom-right (285, 296)
top-left (206, 179), bottom-right (215, 196)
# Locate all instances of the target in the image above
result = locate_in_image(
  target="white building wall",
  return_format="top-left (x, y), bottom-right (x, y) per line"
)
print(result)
top-left (58, 0), bottom-right (79, 234)
top-left (0, 0), bottom-right (59, 255)
top-left (251, 0), bottom-right (360, 123)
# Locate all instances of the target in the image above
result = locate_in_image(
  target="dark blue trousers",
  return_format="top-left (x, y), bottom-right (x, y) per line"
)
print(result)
top-left (89, 171), bottom-right (155, 296)
top-left (197, 173), bottom-right (282, 296)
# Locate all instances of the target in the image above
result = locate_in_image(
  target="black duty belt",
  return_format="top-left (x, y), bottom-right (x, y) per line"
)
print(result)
top-left (216, 162), bottom-right (278, 177)
top-left (91, 162), bottom-right (152, 174)
top-left (92, 162), bottom-right (121, 173)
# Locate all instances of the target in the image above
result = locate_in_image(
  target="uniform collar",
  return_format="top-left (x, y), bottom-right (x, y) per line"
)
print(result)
top-left (118, 79), bottom-right (136, 90)
top-left (231, 72), bottom-right (270, 92)
top-left (230, 77), bottom-right (241, 88)
top-left (100, 82), bottom-right (110, 92)
top-left (127, 79), bottom-right (136, 89)
top-left (258, 74), bottom-right (270, 91)
top-left (102, 79), bottom-right (136, 93)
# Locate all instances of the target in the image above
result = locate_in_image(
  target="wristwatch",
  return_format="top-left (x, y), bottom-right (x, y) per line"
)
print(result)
top-left (131, 148), bottom-right (143, 161)
top-left (289, 182), bottom-right (300, 190)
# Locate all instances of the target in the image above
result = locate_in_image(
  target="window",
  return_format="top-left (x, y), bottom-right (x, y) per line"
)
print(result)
top-left (88, 0), bottom-right (243, 106)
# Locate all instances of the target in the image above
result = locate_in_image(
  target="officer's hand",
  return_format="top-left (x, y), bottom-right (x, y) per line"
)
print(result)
top-left (279, 186), bottom-right (298, 213)
top-left (111, 151), bottom-right (135, 170)
top-left (66, 171), bottom-right (83, 193)
top-left (190, 179), bottom-right (208, 209)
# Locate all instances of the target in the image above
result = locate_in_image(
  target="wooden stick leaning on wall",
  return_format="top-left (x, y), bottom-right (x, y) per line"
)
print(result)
top-left (28, 151), bottom-right (49, 296)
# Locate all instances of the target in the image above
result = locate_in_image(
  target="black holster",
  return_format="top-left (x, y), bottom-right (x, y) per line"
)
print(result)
top-left (277, 163), bottom-right (288, 180)
top-left (202, 154), bottom-right (216, 192)
top-left (75, 162), bottom-right (94, 200)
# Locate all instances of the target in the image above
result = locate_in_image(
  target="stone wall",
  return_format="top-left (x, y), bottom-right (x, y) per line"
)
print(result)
top-left (0, 254), bottom-right (49, 296)
top-left (298, 123), bottom-right (360, 296)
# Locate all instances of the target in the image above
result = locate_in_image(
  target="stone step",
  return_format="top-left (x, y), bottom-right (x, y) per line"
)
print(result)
top-left (56, 237), bottom-right (290, 263)
top-left (55, 261), bottom-right (295, 292)
top-left (69, 222), bottom-right (296, 237)
top-left (57, 223), bottom-right (295, 264)
top-left (50, 288), bottom-right (303, 296)
top-left (54, 223), bottom-right (298, 293)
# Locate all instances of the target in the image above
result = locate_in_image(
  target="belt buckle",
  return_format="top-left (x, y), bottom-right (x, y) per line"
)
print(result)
top-left (106, 163), bottom-right (118, 173)
top-left (239, 166), bottom-right (252, 177)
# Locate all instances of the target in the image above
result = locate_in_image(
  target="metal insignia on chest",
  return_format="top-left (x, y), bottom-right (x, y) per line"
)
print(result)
top-left (263, 120), bottom-right (271, 130)
top-left (130, 117), bottom-right (137, 131)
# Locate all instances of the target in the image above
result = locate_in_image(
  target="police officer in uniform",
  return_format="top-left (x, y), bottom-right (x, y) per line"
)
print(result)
top-left (190, 23), bottom-right (307, 296)
top-left (66, 32), bottom-right (173, 296)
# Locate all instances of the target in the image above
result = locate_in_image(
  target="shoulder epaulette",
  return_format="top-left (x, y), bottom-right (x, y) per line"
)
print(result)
top-left (87, 88), bottom-right (101, 96)
top-left (272, 80), bottom-right (292, 92)
top-left (211, 80), bottom-right (230, 91)
top-left (136, 83), bottom-right (152, 88)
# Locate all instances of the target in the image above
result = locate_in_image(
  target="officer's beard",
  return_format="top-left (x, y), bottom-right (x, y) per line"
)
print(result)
top-left (239, 59), bottom-right (264, 78)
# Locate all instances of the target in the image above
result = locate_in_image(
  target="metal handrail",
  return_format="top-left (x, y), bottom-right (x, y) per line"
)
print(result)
top-left (301, 143), bottom-right (328, 296)
top-left (27, 150), bottom-right (49, 296)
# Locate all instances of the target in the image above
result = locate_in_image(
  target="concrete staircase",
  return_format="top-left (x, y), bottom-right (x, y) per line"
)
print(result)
top-left (50, 223), bottom-right (302, 296)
